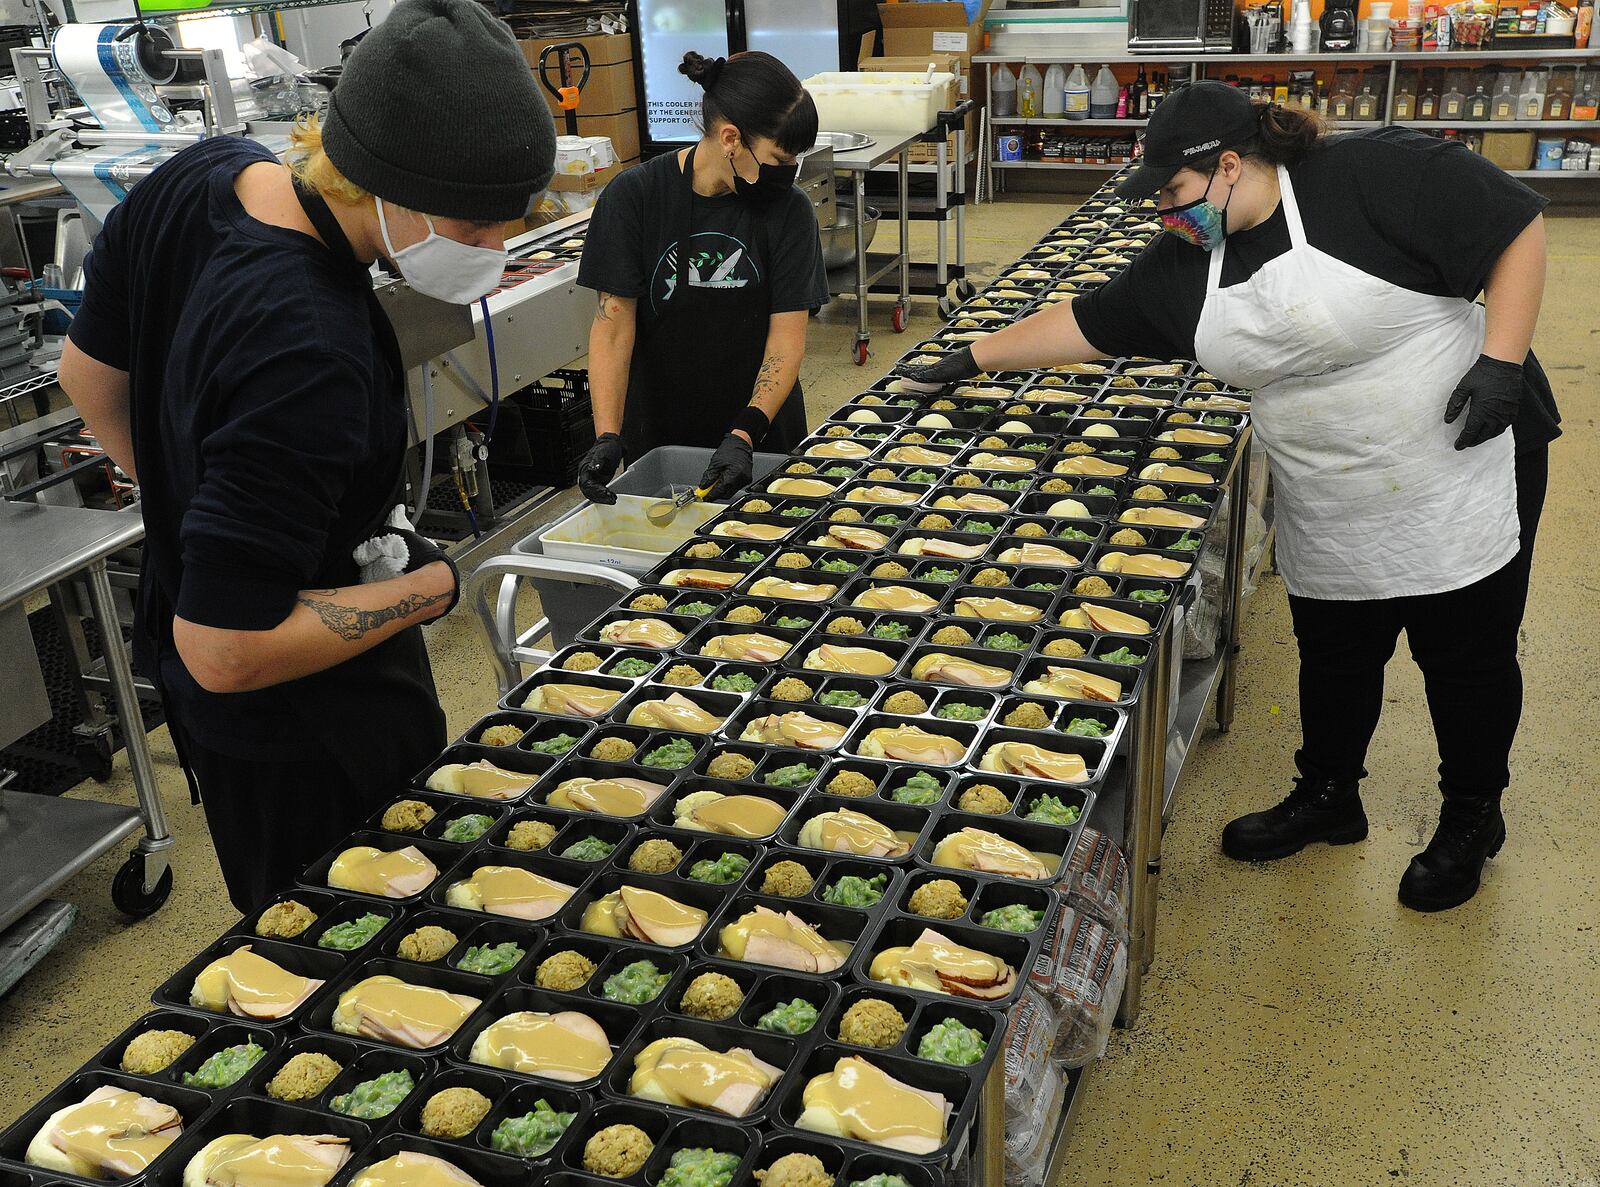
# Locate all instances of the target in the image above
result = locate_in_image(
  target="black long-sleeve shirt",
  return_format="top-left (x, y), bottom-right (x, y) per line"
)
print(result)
top-left (69, 136), bottom-right (442, 774)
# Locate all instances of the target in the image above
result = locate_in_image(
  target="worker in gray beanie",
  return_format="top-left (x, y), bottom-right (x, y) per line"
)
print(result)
top-left (57, 0), bottom-right (559, 912)
top-left (323, 0), bottom-right (557, 221)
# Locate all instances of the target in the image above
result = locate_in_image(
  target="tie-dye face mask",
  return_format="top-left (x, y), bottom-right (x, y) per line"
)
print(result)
top-left (1159, 164), bottom-right (1233, 251)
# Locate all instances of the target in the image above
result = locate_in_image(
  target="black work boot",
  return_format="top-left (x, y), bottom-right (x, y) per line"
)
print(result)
top-left (1398, 794), bottom-right (1505, 912)
top-left (1220, 776), bottom-right (1368, 862)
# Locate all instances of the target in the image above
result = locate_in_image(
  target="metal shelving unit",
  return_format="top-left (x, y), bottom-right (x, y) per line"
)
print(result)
top-left (979, 47), bottom-right (1600, 181)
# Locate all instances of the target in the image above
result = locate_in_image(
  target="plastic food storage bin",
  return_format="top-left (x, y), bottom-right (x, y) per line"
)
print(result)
top-left (509, 446), bottom-right (787, 648)
top-left (802, 72), bottom-right (959, 136)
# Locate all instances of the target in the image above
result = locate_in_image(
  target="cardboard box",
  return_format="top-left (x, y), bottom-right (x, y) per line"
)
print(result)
top-left (877, 1), bottom-right (992, 68)
top-left (1480, 130), bottom-right (1536, 170)
top-left (518, 32), bottom-right (638, 118)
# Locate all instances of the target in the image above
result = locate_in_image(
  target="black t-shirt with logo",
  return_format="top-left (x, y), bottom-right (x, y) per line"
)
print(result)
top-left (578, 149), bottom-right (829, 329)
top-left (1074, 128), bottom-right (1559, 451)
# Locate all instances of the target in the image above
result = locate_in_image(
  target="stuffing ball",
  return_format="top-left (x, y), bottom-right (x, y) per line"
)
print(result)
top-left (505, 820), bottom-right (557, 851)
top-left (661, 664), bottom-right (703, 687)
top-left (1012, 522), bottom-right (1047, 538)
top-left (917, 514), bottom-right (954, 531)
top-left (561, 650), bottom-right (604, 672)
top-left (706, 752), bottom-right (756, 781)
top-left (420, 1088), bottom-right (491, 1139)
top-left (1043, 637), bottom-right (1087, 659)
top-left (1073, 577), bottom-right (1115, 597)
top-left (838, 999), bottom-right (908, 1048)
top-left (583, 1125), bottom-right (654, 1178)
top-left (930, 626), bottom-right (974, 647)
top-left (1109, 529), bottom-right (1147, 546)
top-left (680, 972), bottom-right (743, 1020)
top-left (770, 678), bottom-right (814, 703)
top-left (883, 690), bottom-right (929, 716)
top-left (826, 616), bottom-right (865, 636)
top-left (907, 879), bottom-right (969, 921)
top-left (380, 800), bottom-right (434, 833)
top-left (826, 770), bottom-right (876, 798)
top-left (684, 542), bottom-right (723, 560)
top-left (958, 784), bottom-right (1012, 814)
top-left (628, 838), bottom-right (684, 874)
top-left (1003, 702), bottom-right (1051, 729)
top-left (761, 860), bottom-right (816, 897)
top-left (397, 926), bottom-right (458, 963)
top-left (266, 1052), bottom-right (342, 1102)
top-left (536, 950), bottom-right (597, 992)
top-left (1131, 484), bottom-right (1168, 502)
top-left (120, 1030), bottom-right (194, 1075)
top-left (971, 568), bottom-right (1009, 588)
top-left (589, 736), bottom-right (638, 762)
top-left (255, 900), bottom-right (316, 939)
top-left (872, 561), bottom-right (910, 579)
top-left (775, 551), bottom-right (811, 568)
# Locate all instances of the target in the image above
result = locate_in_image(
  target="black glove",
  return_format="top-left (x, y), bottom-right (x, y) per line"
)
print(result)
top-left (367, 526), bottom-right (459, 616)
top-left (1444, 355), bottom-right (1523, 451)
top-left (578, 432), bottom-right (626, 504)
top-left (700, 432), bottom-right (754, 500)
top-left (892, 345), bottom-right (982, 393)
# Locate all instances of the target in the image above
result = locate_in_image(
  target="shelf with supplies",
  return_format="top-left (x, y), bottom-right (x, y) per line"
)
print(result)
top-left (65, 0), bottom-right (366, 18)
top-left (984, 50), bottom-right (1600, 181)
top-left (990, 159), bottom-right (1135, 169)
top-left (991, 116), bottom-right (1153, 126)
top-left (975, 48), bottom-right (1600, 65)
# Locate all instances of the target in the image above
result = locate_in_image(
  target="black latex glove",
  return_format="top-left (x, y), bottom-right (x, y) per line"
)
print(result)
top-left (374, 527), bottom-right (460, 616)
top-left (892, 344), bottom-right (982, 393)
top-left (700, 432), bottom-right (754, 500)
top-left (578, 432), bottom-right (626, 504)
top-left (1444, 355), bottom-right (1523, 450)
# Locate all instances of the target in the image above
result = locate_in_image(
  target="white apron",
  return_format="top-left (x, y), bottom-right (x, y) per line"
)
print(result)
top-left (1192, 167), bottom-right (1518, 601)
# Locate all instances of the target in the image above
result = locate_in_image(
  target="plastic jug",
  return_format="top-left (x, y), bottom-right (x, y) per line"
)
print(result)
top-left (1065, 64), bottom-right (1090, 119)
top-left (1019, 63), bottom-right (1044, 118)
top-left (1044, 63), bottom-right (1067, 117)
top-left (1090, 65), bottom-right (1119, 118)
top-left (991, 63), bottom-right (1018, 117)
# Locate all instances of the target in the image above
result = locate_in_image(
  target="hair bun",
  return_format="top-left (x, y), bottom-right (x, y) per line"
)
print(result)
top-left (679, 51), bottom-right (726, 89)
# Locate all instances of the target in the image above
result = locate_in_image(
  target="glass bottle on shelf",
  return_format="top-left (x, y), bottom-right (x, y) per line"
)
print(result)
top-left (1465, 82), bottom-right (1490, 121)
top-left (1492, 71), bottom-right (1518, 120)
top-left (1330, 72), bottom-right (1355, 119)
top-left (1574, 78), bottom-right (1599, 121)
top-left (1317, 77), bottom-right (1331, 116)
top-left (1546, 70), bottom-right (1573, 119)
top-left (1419, 76), bottom-right (1440, 119)
top-left (1521, 68), bottom-right (1549, 120)
top-left (1354, 81), bottom-right (1379, 120)
top-left (1440, 77), bottom-right (1466, 120)
top-left (1394, 73), bottom-right (1418, 120)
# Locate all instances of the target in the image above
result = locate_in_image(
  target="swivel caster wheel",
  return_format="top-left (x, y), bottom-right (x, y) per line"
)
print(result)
top-left (891, 303), bottom-right (909, 333)
top-left (956, 279), bottom-right (977, 301)
top-left (854, 338), bottom-right (870, 366)
top-left (76, 736), bottom-right (114, 783)
top-left (112, 851), bottom-right (172, 918)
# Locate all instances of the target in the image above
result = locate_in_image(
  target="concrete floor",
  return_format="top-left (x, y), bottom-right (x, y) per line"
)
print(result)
top-left (2, 191), bottom-right (1597, 1185)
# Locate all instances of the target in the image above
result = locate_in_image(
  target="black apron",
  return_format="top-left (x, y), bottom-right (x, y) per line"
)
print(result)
top-left (621, 143), bottom-right (808, 463)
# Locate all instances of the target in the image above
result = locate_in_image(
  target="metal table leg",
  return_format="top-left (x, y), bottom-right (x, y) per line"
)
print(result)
top-left (896, 150), bottom-right (911, 313)
top-left (1215, 431), bottom-right (1253, 734)
top-left (975, 1056), bottom-right (1005, 1187)
top-left (1116, 612), bottom-right (1167, 1026)
top-left (82, 559), bottom-right (172, 893)
top-left (853, 170), bottom-right (870, 360)
top-left (935, 137), bottom-right (950, 300)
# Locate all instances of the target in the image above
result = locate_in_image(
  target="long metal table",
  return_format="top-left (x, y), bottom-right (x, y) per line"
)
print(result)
top-left (0, 502), bottom-right (174, 928)
top-left (829, 129), bottom-right (918, 364)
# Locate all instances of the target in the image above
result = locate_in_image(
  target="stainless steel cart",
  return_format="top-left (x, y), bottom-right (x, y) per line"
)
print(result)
top-left (0, 502), bottom-right (175, 926)
top-left (828, 128), bottom-right (919, 365)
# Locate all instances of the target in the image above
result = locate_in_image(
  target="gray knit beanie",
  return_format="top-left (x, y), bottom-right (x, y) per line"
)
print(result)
top-left (322, 0), bottom-right (556, 221)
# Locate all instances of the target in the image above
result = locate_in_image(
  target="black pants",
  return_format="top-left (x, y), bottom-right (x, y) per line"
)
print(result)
top-left (171, 719), bottom-right (387, 914)
top-left (1287, 446), bottom-right (1548, 799)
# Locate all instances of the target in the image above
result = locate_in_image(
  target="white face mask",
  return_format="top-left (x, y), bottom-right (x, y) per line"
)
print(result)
top-left (377, 198), bottom-right (506, 305)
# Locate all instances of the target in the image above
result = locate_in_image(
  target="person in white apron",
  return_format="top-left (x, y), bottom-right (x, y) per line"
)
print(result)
top-left (897, 83), bottom-right (1558, 912)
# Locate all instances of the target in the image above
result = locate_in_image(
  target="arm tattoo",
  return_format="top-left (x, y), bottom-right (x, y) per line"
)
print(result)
top-left (752, 353), bottom-right (785, 402)
top-left (596, 292), bottom-right (615, 322)
top-left (296, 589), bottom-right (452, 642)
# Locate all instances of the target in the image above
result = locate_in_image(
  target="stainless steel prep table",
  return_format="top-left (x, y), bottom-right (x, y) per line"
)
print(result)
top-left (829, 129), bottom-right (919, 364)
top-left (0, 502), bottom-right (173, 927)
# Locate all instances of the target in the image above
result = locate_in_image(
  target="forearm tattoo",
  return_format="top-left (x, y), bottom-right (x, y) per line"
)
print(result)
top-left (296, 589), bottom-right (452, 642)
top-left (752, 353), bottom-right (785, 404)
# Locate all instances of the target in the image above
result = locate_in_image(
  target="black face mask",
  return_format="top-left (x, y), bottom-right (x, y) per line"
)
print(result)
top-left (731, 138), bottom-right (798, 202)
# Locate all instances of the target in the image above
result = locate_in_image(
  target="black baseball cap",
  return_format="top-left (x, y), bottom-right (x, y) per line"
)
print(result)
top-left (1116, 81), bottom-right (1262, 199)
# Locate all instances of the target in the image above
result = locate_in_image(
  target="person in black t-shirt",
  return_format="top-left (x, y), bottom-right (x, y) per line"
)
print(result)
top-left (58, 0), bottom-right (556, 912)
top-left (899, 83), bottom-right (1558, 914)
top-left (575, 50), bottom-right (829, 504)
